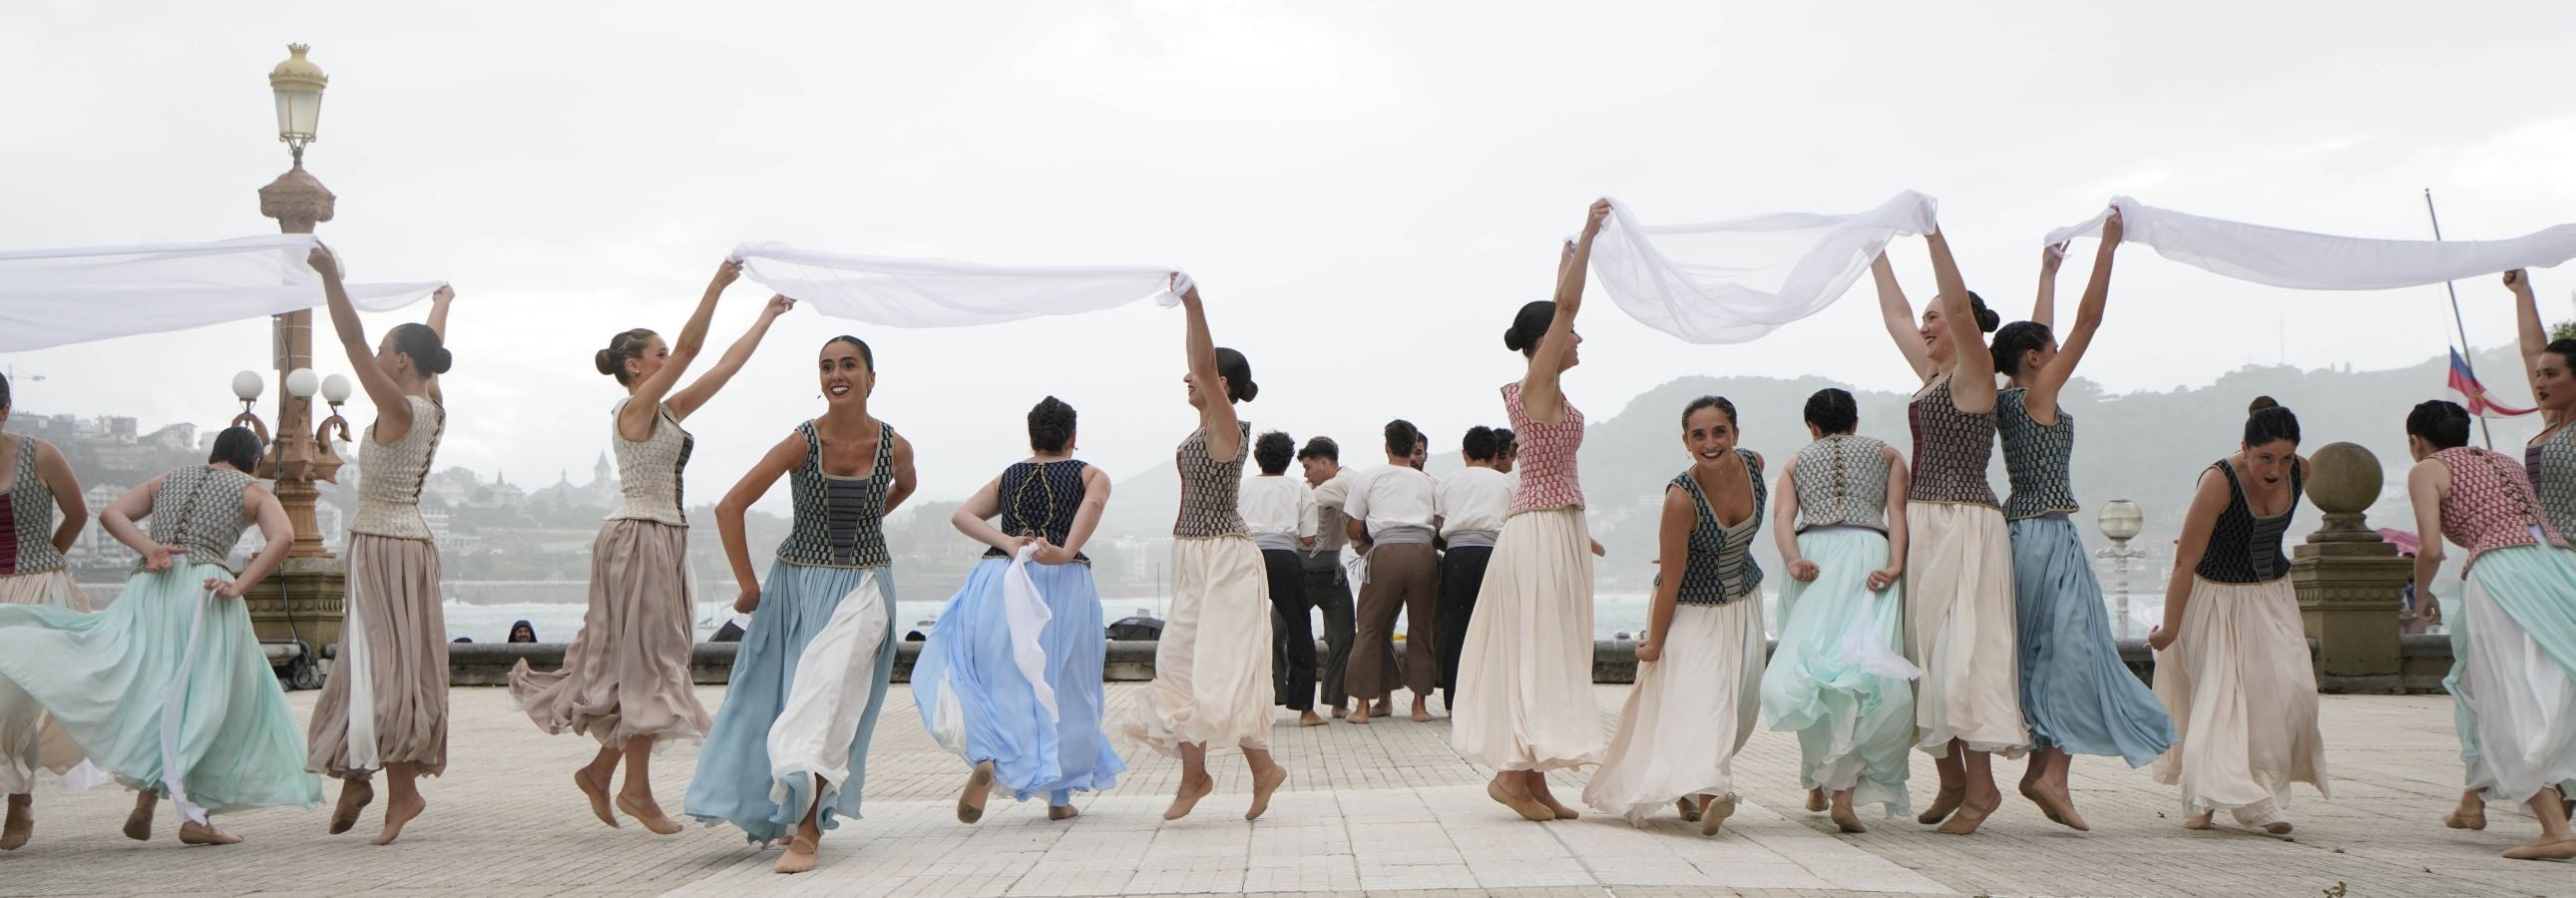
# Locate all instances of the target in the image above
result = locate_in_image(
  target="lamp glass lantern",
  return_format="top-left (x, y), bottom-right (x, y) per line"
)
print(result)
top-left (2098, 499), bottom-right (2143, 543)
top-left (268, 44), bottom-right (328, 165)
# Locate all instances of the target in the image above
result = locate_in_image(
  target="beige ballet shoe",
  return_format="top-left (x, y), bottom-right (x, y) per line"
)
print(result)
top-left (1935, 796), bottom-right (1997, 835)
top-left (2020, 782), bottom-right (2089, 831)
top-left (329, 779), bottom-right (372, 835)
top-left (1162, 775), bottom-right (1214, 821)
top-left (1831, 803), bottom-right (1867, 833)
top-left (616, 792), bottom-right (682, 835)
top-left (2182, 811), bottom-right (2215, 830)
top-left (957, 761), bottom-right (996, 824)
top-left (2443, 807), bottom-right (2487, 831)
top-left (1698, 795), bottom-right (1737, 836)
top-left (2, 794), bottom-right (31, 850)
top-left (178, 821), bottom-right (241, 846)
top-left (1917, 787), bottom-right (1963, 825)
top-left (1047, 804), bottom-right (1080, 821)
top-left (370, 795), bottom-right (425, 846)
top-left (574, 768), bottom-right (620, 829)
top-left (1675, 797), bottom-right (1701, 822)
top-left (774, 832), bottom-right (820, 874)
top-left (2501, 838), bottom-right (2576, 861)
top-left (1805, 788), bottom-right (1828, 813)
top-left (125, 792), bottom-right (159, 842)
top-left (1245, 766), bottom-right (1288, 821)
top-left (1487, 780), bottom-right (1554, 822)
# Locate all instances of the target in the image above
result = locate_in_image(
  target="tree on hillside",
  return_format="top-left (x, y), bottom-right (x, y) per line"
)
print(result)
top-left (2554, 319), bottom-right (2574, 343)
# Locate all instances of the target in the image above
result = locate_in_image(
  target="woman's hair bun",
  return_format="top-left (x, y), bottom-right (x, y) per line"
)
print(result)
top-left (2248, 395), bottom-right (2280, 414)
top-left (1503, 327), bottom-right (1525, 352)
top-left (594, 348), bottom-right (619, 376)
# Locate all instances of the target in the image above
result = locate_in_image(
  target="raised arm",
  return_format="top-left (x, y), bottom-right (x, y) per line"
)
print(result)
top-left (1175, 278), bottom-right (1243, 462)
top-left (308, 245), bottom-right (416, 441)
top-left (1772, 455), bottom-right (1813, 581)
top-left (1038, 466), bottom-right (1113, 565)
top-left (2032, 241), bottom-right (2067, 331)
top-left (1635, 485), bottom-right (1693, 664)
top-left (885, 434), bottom-right (919, 515)
top-left (948, 476), bottom-right (1021, 554)
top-left (423, 285), bottom-right (454, 406)
top-left (99, 477), bottom-right (170, 570)
top-left (1928, 230), bottom-right (1997, 413)
top-left (1521, 201), bottom-right (1611, 426)
top-left (667, 290), bottom-right (791, 423)
top-left (1874, 254), bottom-right (1935, 381)
top-left (2507, 269), bottom-right (2559, 427)
top-left (2405, 458), bottom-right (2450, 627)
top-left (209, 485), bottom-right (293, 599)
top-left (32, 440), bottom-right (85, 554)
top-left (2025, 211), bottom-right (2122, 421)
top-left (627, 261), bottom-right (742, 437)
top-left (1876, 445), bottom-right (1910, 592)
top-left (717, 433), bottom-right (806, 614)
top-left (2151, 468), bottom-right (2230, 650)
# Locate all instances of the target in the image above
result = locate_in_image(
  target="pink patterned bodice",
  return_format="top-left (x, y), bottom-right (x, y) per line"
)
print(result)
top-left (2434, 446), bottom-right (2570, 571)
top-left (1503, 381), bottom-right (1584, 514)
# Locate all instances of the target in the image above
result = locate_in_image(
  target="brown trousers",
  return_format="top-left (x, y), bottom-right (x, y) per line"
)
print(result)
top-left (1347, 542), bottom-right (1440, 698)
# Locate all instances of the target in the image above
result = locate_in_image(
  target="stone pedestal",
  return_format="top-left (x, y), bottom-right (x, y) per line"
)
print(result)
top-left (245, 555), bottom-right (344, 655)
top-left (2290, 442), bottom-right (2411, 692)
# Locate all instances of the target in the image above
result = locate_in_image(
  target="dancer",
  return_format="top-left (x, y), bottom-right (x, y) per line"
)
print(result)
top-left (2403, 400), bottom-right (2576, 860)
top-left (2507, 269), bottom-right (2575, 538)
top-left (302, 246), bottom-right (454, 846)
top-left (1582, 396), bottom-right (1766, 834)
top-left (1872, 231), bottom-right (2026, 835)
top-left (2148, 398), bottom-right (2325, 835)
top-left (1297, 437), bottom-right (1364, 717)
top-left (509, 260), bottom-right (792, 834)
top-left (0, 372), bottom-right (88, 850)
top-left (683, 335), bottom-right (915, 874)
top-left (1984, 212), bottom-right (2173, 830)
top-left (1345, 419), bottom-right (1441, 723)
top-left (915, 396), bottom-right (1126, 823)
top-left (0, 428), bottom-right (321, 846)
top-left (1761, 387), bottom-right (1917, 833)
top-left (1455, 200), bottom-right (1611, 822)
top-left (1240, 430), bottom-right (1324, 727)
top-left (1433, 425), bottom-right (1511, 710)
top-left (1120, 275), bottom-right (1290, 821)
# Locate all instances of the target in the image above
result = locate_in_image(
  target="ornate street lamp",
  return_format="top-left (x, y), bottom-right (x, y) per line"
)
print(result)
top-left (269, 45), bottom-right (327, 168)
top-left (2095, 499), bottom-right (2147, 639)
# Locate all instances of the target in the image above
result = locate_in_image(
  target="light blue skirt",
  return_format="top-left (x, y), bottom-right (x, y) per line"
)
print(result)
top-left (1759, 527), bottom-right (1915, 816)
top-left (2009, 515), bottom-right (2173, 766)
top-left (912, 557), bottom-right (1123, 805)
top-left (0, 564), bottom-right (320, 818)
top-left (2444, 544), bottom-right (2576, 803)
top-left (683, 561), bottom-right (897, 845)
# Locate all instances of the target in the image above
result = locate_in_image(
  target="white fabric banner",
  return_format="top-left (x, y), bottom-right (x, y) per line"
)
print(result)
top-left (2044, 197), bottom-right (2576, 290)
top-left (729, 241), bottom-right (1180, 328)
top-left (1590, 192), bottom-right (1940, 344)
top-left (0, 235), bottom-right (445, 351)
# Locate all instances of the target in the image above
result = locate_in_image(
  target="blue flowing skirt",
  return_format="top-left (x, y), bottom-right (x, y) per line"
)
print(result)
top-left (683, 562), bottom-right (896, 845)
top-left (1760, 528), bottom-right (1915, 816)
top-left (2009, 515), bottom-right (2174, 766)
top-left (912, 557), bottom-right (1123, 804)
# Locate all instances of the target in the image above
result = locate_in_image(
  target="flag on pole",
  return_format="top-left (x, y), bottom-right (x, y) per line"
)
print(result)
top-left (2449, 347), bottom-right (2537, 417)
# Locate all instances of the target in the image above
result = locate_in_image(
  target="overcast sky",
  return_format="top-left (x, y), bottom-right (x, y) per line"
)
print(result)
top-left (4, 1), bottom-right (2572, 508)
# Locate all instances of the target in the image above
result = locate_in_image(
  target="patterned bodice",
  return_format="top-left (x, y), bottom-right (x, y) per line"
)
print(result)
top-left (986, 459), bottom-right (1089, 562)
top-left (351, 395), bottom-right (445, 541)
top-left (1908, 376), bottom-right (1999, 508)
top-left (609, 399), bottom-right (693, 526)
top-left (2194, 459), bottom-right (2304, 584)
top-left (2435, 446), bottom-right (2569, 570)
top-left (143, 465), bottom-right (257, 574)
top-left (1172, 422), bottom-right (1250, 538)
top-left (1659, 450), bottom-right (1767, 606)
top-left (1997, 388), bottom-right (2079, 519)
top-left (2530, 423), bottom-right (2576, 540)
top-left (777, 419), bottom-right (895, 569)
top-left (1791, 435), bottom-right (1891, 533)
top-left (1503, 381), bottom-right (1585, 514)
top-left (1, 437), bottom-right (65, 576)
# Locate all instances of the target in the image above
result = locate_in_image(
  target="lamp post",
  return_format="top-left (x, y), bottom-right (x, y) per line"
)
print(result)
top-left (2095, 499), bottom-right (2146, 639)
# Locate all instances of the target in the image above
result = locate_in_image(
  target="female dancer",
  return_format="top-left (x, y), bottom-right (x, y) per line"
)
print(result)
top-left (0, 372), bottom-right (88, 850)
top-left (1871, 230), bottom-right (2026, 835)
top-left (2507, 269), bottom-right (2575, 539)
top-left (915, 395), bottom-right (1124, 823)
top-left (1582, 396), bottom-right (1766, 834)
top-left (2403, 400), bottom-right (2576, 860)
top-left (2148, 398), bottom-right (2325, 834)
top-left (0, 428), bottom-right (319, 846)
top-left (1455, 200), bottom-right (1611, 822)
top-left (1762, 387), bottom-right (1917, 833)
top-left (509, 260), bottom-right (791, 833)
top-left (1983, 212), bottom-right (2173, 830)
top-left (1119, 275), bottom-right (1290, 821)
top-left (302, 246), bottom-right (454, 846)
top-left (683, 335), bottom-right (915, 874)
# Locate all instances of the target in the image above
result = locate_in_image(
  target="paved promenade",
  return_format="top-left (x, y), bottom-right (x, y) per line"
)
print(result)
top-left (1, 685), bottom-right (2566, 897)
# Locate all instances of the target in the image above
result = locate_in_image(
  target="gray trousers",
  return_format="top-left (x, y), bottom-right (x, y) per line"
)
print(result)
top-left (1282, 565), bottom-right (1388, 707)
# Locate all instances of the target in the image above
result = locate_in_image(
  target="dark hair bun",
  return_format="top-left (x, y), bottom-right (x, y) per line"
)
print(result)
top-left (1236, 380), bottom-right (1259, 402)
top-left (2248, 395), bottom-right (2280, 414)
top-left (1503, 327), bottom-right (1526, 352)
top-left (594, 348), bottom-right (619, 376)
top-left (426, 347), bottom-right (454, 376)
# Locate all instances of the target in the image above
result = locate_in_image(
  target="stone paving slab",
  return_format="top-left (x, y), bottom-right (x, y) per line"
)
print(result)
top-left (0, 686), bottom-right (2568, 897)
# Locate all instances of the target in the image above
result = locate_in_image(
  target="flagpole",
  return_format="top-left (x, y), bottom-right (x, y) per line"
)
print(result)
top-left (2425, 189), bottom-right (2497, 449)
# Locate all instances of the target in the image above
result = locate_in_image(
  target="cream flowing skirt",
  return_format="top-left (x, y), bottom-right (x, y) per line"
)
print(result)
top-left (1452, 507), bottom-right (1602, 772)
top-left (0, 570), bottom-right (88, 793)
top-left (1122, 536), bottom-right (1275, 754)
top-left (1903, 502), bottom-right (2026, 756)
top-left (2150, 577), bottom-right (2328, 821)
top-left (1582, 600), bottom-right (1765, 824)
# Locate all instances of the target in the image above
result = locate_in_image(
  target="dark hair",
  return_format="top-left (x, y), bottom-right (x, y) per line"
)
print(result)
top-left (1461, 426), bottom-right (1501, 462)
top-left (1384, 419), bottom-right (1421, 457)
top-left (2546, 338), bottom-right (2576, 372)
top-left (1253, 430), bottom-right (1295, 475)
top-left (1682, 395), bottom-right (1738, 428)
top-left (1963, 290), bottom-right (2000, 333)
top-left (1804, 388), bottom-right (1859, 435)
top-left (826, 335), bottom-right (876, 371)
top-left (2406, 399), bottom-right (2473, 451)
top-left (1296, 435), bottom-right (1340, 464)
top-left (388, 322), bottom-right (453, 376)
top-left (1212, 347), bottom-right (1257, 402)
top-left (2244, 399), bottom-right (2302, 447)
top-left (0, 370), bottom-right (10, 410)
top-left (208, 426), bottom-right (264, 472)
top-left (1990, 320), bottom-right (2052, 376)
top-left (1028, 396), bottom-right (1076, 453)
top-left (1503, 300), bottom-right (1554, 356)
top-left (595, 328), bottom-right (656, 385)
top-left (509, 620), bottom-right (538, 642)
top-left (1495, 428), bottom-right (1515, 456)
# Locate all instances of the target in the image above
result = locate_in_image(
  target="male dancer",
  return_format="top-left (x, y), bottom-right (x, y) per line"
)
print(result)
top-left (1433, 426), bottom-right (1511, 710)
top-left (1345, 420), bottom-right (1443, 723)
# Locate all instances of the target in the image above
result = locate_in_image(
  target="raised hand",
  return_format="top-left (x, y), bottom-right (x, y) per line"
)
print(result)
top-left (431, 284), bottom-right (455, 304)
top-left (306, 243), bottom-right (339, 275)
top-left (2504, 268), bottom-right (2529, 293)
top-left (712, 258), bottom-right (745, 290)
top-left (762, 294), bottom-right (797, 318)
top-left (2100, 208), bottom-right (2125, 245)
top-left (1582, 199), bottom-right (1612, 238)
top-left (2042, 240), bottom-right (2069, 271)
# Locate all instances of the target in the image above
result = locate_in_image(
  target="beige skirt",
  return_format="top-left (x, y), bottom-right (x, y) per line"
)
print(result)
top-left (1581, 599), bottom-right (1766, 823)
top-left (1122, 536), bottom-right (1276, 754)
top-left (0, 569), bottom-right (87, 792)
top-left (2150, 576), bottom-right (2328, 821)
top-left (306, 535), bottom-right (449, 777)
top-left (1451, 507), bottom-right (1603, 772)
top-left (1903, 502), bottom-right (2027, 756)
top-left (508, 520), bottom-right (710, 747)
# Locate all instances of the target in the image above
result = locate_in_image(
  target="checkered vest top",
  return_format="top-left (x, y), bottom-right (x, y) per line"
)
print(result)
top-left (985, 459), bottom-right (1089, 562)
top-left (2529, 423), bottom-right (2576, 541)
top-left (1172, 422), bottom-right (1251, 538)
top-left (1907, 376), bottom-right (1998, 508)
top-left (1, 437), bottom-right (65, 576)
top-left (1792, 435), bottom-right (1891, 533)
top-left (608, 399), bottom-right (693, 527)
top-left (142, 464), bottom-right (257, 575)
top-left (776, 419), bottom-right (895, 569)
top-left (1659, 450), bottom-right (1767, 606)
top-left (2194, 459), bottom-right (2304, 584)
top-left (1997, 388), bottom-right (2080, 520)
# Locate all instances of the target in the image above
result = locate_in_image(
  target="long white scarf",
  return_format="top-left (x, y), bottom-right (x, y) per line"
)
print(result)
top-left (0, 235), bottom-right (445, 351)
top-left (2044, 197), bottom-right (2576, 290)
top-left (729, 241), bottom-right (1180, 328)
top-left (1590, 192), bottom-right (1939, 344)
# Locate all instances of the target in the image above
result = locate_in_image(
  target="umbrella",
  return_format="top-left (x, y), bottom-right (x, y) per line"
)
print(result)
top-left (2376, 528), bottom-right (2420, 556)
